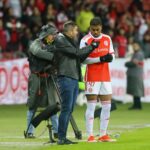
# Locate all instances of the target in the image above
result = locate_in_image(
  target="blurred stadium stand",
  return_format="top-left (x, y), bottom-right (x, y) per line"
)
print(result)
top-left (0, 0), bottom-right (149, 60)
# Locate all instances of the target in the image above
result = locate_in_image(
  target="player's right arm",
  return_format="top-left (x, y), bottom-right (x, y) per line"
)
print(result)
top-left (80, 38), bottom-right (100, 64)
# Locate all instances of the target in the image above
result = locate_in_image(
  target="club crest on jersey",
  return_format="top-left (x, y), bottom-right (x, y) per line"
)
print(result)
top-left (104, 41), bottom-right (108, 46)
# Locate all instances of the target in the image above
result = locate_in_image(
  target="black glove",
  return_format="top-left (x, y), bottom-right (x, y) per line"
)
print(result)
top-left (90, 40), bottom-right (99, 49)
top-left (100, 53), bottom-right (113, 62)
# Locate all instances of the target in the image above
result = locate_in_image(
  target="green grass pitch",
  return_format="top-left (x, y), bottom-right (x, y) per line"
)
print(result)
top-left (0, 102), bottom-right (150, 150)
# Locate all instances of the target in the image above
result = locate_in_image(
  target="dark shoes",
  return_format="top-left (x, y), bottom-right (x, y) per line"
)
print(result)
top-left (26, 133), bottom-right (35, 138)
top-left (57, 138), bottom-right (78, 145)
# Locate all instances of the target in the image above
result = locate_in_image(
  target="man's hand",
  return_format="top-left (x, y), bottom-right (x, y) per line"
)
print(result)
top-left (100, 53), bottom-right (113, 62)
top-left (91, 40), bottom-right (99, 49)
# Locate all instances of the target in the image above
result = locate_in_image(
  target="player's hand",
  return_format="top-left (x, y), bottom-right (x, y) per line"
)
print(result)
top-left (90, 40), bottom-right (99, 49)
top-left (100, 53), bottom-right (113, 62)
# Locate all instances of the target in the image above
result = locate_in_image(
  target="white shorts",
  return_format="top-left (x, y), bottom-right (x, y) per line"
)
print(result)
top-left (85, 82), bottom-right (112, 95)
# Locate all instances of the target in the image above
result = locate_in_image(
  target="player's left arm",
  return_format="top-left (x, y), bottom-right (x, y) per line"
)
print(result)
top-left (98, 37), bottom-right (115, 63)
top-left (107, 37), bottom-right (115, 62)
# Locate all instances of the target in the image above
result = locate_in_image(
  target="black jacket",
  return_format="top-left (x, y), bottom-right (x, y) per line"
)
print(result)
top-left (54, 33), bottom-right (94, 81)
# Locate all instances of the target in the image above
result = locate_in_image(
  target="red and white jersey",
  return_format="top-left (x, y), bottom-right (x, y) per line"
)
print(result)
top-left (80, 32), bottom-right (114, 82)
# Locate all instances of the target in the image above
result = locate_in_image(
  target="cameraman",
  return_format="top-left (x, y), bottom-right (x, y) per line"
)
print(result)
top-left (26, 24), bottom-right (59, 138)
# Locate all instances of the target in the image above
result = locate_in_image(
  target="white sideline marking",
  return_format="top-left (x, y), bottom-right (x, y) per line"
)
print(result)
top-left (0, 140), bottom-right (87, 147)
top-left (0, 123), bottom-right (150, 139)
top-left (0, 142), bottom-right (44, 147)
top-left (0, 124), bottom-right (150, 147)
top-left (1, 123), bottom-right (150, 139)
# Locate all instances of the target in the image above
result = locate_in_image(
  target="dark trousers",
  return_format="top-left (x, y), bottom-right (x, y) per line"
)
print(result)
top-left (133, 96), bottom-right (142, 109)
top-left (57, 76), bottom-right (78, 140)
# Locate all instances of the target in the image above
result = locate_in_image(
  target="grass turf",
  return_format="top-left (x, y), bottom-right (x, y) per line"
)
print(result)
top-left (0, 102), bottom-right (150, 150)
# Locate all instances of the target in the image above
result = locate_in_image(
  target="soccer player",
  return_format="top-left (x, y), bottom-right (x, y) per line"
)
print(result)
top-left (80, 17), bottom-right (116, 142)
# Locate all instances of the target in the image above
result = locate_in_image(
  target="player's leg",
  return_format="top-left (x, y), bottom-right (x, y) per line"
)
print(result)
top-left (85, 82), bottom-right (99, 142)
top-left (98, 95), bottom-right (111, 137)
top-left (98, 82), bottom-right (116, 142)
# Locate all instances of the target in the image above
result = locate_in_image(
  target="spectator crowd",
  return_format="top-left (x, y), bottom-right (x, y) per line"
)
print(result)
top-left (0, 0), bottom-right (150, 60)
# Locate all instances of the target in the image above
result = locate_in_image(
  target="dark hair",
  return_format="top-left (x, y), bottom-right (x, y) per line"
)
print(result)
top-left (90, 17), bottom-right (102, 26)
top-left (63, 21), bottom-right (77, 33)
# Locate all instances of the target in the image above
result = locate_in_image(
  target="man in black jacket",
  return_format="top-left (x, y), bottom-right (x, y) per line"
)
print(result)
top-left (54, 21), bottom-right (99, 145)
